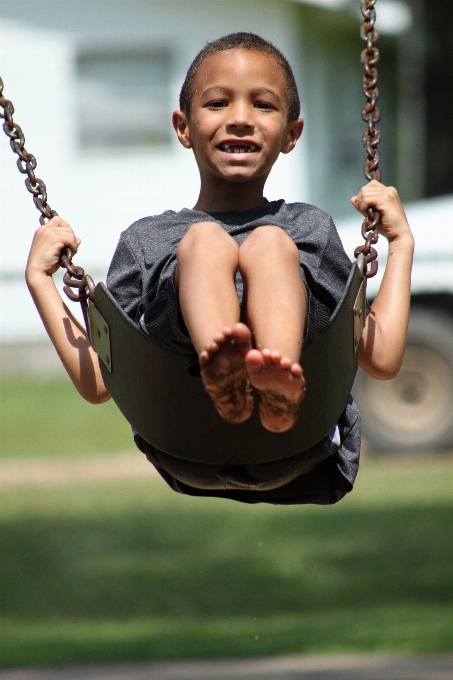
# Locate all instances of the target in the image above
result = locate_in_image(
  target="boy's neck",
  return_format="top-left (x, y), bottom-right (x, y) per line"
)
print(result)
top-left (193, 178), bottom-right (266, 213)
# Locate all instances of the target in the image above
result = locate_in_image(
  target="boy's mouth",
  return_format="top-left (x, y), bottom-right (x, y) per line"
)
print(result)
top-left (218, 143), bottom-right (259, 153)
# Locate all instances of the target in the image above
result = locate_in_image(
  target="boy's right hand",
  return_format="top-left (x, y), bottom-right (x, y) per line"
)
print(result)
top-left (26, 216), bottom-right (81, 281)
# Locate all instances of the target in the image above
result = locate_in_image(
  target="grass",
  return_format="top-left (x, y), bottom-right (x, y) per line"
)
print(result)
top-left (0, 378), bottom-right (132, 458)
top-left (1, 377), bottom-right (452, 666)
top-left (1, 452), bottom-right (452, 667)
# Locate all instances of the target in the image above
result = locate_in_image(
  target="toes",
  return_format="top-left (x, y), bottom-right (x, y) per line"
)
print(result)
top-left (290, 362), bottom-right (303, 377)
top-left (199, 350), bottom-right (208, 365)
top-left (245, 349), bottom-right (264, 374)
top-left (231, 322), bottom-right (252, 348)
top-left (280, 357), bottom-right (292, 371)
top-left (200, 325), bottom-right (252, 365)
top-left (213, 329), bottom-right (231, 346)
top-left (257, 350), bottom-right (300, 375)
top-left (261, 349), bottom-right (285, 366)
top-left (261, 348), bottom-right (271, 361)
top-left (206, 340), bottom-right (220, 357)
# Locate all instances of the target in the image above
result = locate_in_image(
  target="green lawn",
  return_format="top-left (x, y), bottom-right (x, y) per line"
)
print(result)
top-left (1, 378), bottom-right (452, 667)
top-left (0, 378), bottom-right (132, 458)
top-left (1, 451), bottom-right (452, 667)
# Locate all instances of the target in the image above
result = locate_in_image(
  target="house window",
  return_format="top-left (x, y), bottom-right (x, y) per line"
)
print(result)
top-left (77, 48), bottom-right (172, 150)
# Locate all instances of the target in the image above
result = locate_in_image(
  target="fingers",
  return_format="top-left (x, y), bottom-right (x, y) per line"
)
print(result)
top-left (27, 216), bottom-right (81, 279)
top-left (351, 180), bottom-right (401, 215)
top-left (351, 180), bottom-right (411, 243)
top-left (38, 216), bottom-right (80, 253)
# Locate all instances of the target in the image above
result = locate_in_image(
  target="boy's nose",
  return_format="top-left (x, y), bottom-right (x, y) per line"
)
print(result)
top-left (226, 102), bottom-right (254, 131)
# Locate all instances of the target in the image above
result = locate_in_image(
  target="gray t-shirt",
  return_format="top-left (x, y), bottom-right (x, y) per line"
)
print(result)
top-left (107, 200), bottom-right (361, 505)
top-left (107, 199), bottom-right (353, 325)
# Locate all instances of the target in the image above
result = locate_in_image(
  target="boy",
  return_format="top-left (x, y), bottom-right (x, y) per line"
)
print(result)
top-left (26, 33), bottom-right (414, 504)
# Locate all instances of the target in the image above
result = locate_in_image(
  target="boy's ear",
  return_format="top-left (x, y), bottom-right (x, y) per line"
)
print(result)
top-left (172, 110), bottom-right (193, 149)
top-left (281, 118), bottom-right (304, 155)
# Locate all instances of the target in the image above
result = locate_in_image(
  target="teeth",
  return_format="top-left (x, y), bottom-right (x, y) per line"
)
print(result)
top-left (220, 143), bottom-right (257, 152)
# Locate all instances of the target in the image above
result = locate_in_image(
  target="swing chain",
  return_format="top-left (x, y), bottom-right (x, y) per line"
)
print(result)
top-left (355, 0), bottom-right (381, 278)
top-left (0, 77), bottom-right (92, 302)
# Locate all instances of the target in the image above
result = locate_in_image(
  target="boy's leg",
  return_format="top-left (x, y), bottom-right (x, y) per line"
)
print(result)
top-left (239, 226), bottom-right (307, 432)
top-left (175, 221), bottom-right (253, 424)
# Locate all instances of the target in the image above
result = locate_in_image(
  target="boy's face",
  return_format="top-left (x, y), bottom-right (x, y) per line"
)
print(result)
top-left (173, 49), bottom-right (303, 187)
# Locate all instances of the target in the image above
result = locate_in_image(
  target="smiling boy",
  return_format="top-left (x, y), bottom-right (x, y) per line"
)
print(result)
top-left (169, 43), bottom-right (306, 431)
top-left (26, 33), bottom-right (414, 504)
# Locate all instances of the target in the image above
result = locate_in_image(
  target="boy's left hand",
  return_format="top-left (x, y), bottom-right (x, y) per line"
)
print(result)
top-left (351, 180), bottom-right (412, 244)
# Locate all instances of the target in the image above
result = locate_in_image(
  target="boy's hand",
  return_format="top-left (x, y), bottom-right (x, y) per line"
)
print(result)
top-left (350, 180), bottom-right (412, 244)
top-left (26, 216), bottom-right (81, 281)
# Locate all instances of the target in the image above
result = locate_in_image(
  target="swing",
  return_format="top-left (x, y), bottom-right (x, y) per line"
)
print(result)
top-left (0, 1), bottom-right (381, 465)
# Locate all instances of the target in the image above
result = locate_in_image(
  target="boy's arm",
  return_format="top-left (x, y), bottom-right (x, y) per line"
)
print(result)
top-left (26, 217), bottom-right (110, 404)
top-left (351, 181), bottom-right (415, 380)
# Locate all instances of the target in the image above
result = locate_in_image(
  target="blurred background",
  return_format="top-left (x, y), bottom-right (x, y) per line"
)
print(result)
top-left (0, 0), bottom-right (452, 671)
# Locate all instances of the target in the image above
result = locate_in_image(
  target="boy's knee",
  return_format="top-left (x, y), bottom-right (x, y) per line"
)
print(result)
top-left (240, 226), bottom-right (299, 261)
top-left (181, 220), bottom-right (223, 242)
top-left (177, 221), bottom-right (222, 257)
top-left (177, 221), bottom-right (237, 262)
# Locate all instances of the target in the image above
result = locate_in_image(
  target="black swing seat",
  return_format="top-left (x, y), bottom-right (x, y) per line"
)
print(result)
top-left (89, 259), bottom-right (366, 465)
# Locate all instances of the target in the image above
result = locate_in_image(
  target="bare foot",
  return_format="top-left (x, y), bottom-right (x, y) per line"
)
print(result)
top-left (199, 323), bottom-right (253, 424)
top-left (245, 348), bottom-right (305, 432)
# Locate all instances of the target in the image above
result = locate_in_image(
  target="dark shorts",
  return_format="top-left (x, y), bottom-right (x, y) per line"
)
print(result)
top-left (134, 397), bottom-right (361, 506)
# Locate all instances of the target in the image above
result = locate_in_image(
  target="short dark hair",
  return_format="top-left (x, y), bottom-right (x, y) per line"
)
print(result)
top-left (179, 32), bottom-right (300, 122)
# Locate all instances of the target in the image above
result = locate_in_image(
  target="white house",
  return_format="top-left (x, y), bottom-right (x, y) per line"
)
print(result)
top-left (1, 0), bottom-right (414, 341)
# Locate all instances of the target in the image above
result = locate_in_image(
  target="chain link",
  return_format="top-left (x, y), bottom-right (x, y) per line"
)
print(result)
top-left (354, 0), bottom-right (382, 278)
top-left (0, 77), bottom-right (90, 302)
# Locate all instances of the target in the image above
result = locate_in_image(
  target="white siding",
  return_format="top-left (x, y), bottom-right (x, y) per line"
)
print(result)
top-left (1, 2), bottom-right (308, 340)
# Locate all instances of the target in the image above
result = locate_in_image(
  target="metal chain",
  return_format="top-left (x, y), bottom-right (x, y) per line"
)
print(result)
top-left (354, 0), bottom-right (382, 278)
top-left (0, 77), bottom-right (91, 302)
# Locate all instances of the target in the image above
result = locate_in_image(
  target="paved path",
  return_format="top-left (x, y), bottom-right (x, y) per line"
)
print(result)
top-left (1, 655), bottom-right (452, 680)
top-left (0, 453), bottom-right (157, 487)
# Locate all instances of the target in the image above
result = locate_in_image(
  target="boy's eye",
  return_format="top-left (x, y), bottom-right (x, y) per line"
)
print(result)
top-left (255, 101), bottom-right (276, 111)
top-left (206, 100), bottom-right (228, 109)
